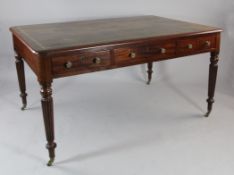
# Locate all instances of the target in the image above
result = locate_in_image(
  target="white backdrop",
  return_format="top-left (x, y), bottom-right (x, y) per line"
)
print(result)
top-left (1, 1), bottom-right (234, 174)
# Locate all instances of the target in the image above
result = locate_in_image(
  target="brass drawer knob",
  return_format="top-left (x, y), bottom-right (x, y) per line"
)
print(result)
top-left (93, 57), bottom-right (101, 64)
top-left (188, 44), bottom-right (193, 49)
top-left (160, 48), bottom-right (166, 54)
top-left (64, 61), bottom-right (73, 69)
top-left (205, 41), bottom-right (211, 47)
top-left (129, 52), bottom-right (136, 58)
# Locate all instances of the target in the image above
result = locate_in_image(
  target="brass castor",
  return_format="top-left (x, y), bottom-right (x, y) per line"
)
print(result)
top-left (204, 111), bottom-right (211, 117)
top-left (47, 158), bottom-right (54, 166)
top-left (21, 104), bottom-right (26, 110)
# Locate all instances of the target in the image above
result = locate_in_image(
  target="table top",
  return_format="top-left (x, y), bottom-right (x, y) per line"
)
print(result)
top-left (10, 16), bottom-right (221, 53)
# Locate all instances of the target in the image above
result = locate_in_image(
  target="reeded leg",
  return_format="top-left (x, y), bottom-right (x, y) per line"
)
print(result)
top-left (205, 52), bottom-right (219, 117)
top-left (40, 82), bottom-right (57, 166)
top-left (15, 52), bottom-right (27, 110)
top-left (147, 62), bottom-right (153, 85)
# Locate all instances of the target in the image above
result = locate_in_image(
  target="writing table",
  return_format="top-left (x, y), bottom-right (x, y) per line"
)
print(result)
top-left (10, 16), bottom-right (222, 166)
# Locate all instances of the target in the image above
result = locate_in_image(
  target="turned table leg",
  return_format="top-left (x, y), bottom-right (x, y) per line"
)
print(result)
top-left (40, 82), bottom-right (57, 166)
top-left (205, 51), bottom-right (219, 117)
top-left (15, 52), bottom-right (27, 110)
top-left (147, 62), bottom-right (153, 85)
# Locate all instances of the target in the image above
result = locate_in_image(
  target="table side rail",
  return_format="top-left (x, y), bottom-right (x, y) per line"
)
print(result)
top-left (50, 33), bottom-right (220, 78)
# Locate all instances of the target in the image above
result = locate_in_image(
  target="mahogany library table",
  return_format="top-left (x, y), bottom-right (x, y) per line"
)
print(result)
top-left (10, 16), bottom-right (222, 166)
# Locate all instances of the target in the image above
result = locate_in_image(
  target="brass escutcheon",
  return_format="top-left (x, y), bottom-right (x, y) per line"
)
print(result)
top-left (188, 44), bottom-right (193, 49)
top-left (160, 48), bottom-right (166, 54)
top-left (129, 52), bottom-right (136, 58)
top-left (64, 61), bottom-right (73, 69)
top-left (93, 57), bottom-right (101, 64)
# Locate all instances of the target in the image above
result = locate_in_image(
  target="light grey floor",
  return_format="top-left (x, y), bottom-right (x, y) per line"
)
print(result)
top-left (0, 65), bottom-right (234, 175)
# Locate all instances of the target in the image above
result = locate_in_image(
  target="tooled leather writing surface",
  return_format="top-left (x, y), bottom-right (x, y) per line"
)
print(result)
top-left (10, 16), bottom-right (221, 53)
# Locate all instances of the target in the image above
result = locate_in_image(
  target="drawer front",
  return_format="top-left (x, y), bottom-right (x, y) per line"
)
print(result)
top-left (198, 35), bottom-right (216, 51)
top-left (114, 41), bottom-right (176, 64)
top-left (52, 50), bottom-right (111, 77)
top-left (177, 38), bottom-right (198, 54)
top-left (177, 34), bottom-right (216, 55)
